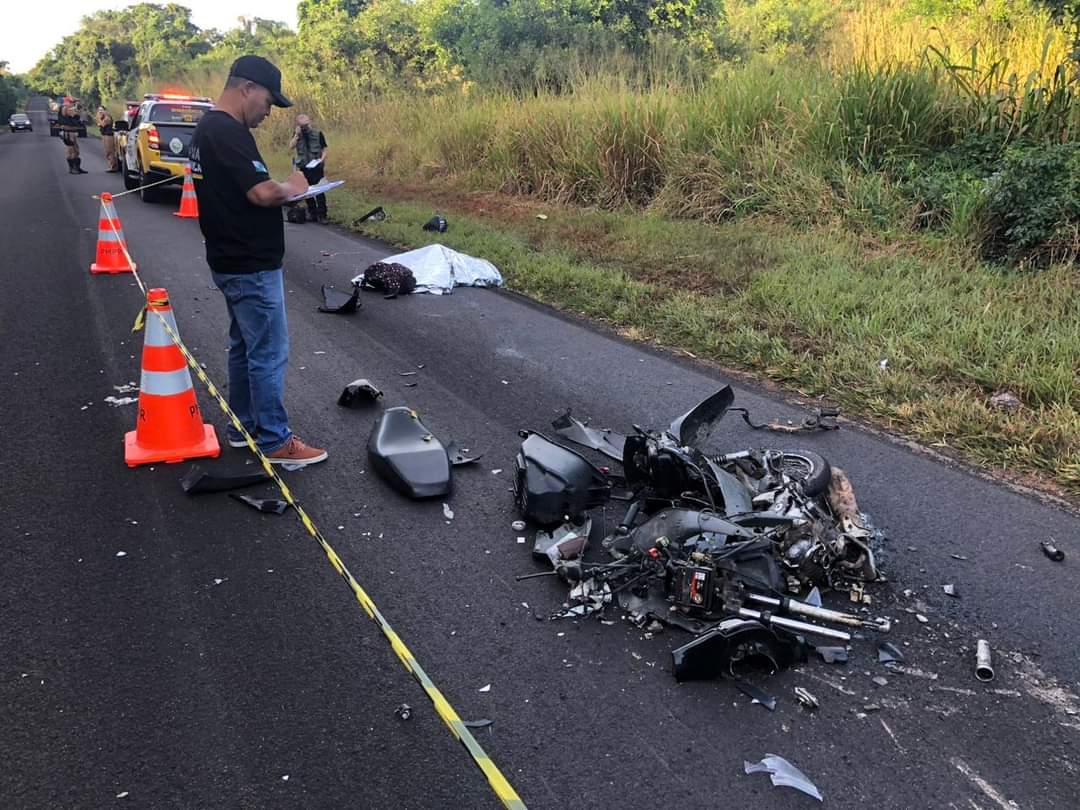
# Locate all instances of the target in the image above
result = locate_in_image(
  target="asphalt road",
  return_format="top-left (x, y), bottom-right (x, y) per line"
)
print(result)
top-left (2, 98), bottom-right (1078, 809)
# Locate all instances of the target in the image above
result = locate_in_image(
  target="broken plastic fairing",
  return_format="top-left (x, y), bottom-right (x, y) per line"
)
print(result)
top-left (513, 432), bottom-right (611, 527)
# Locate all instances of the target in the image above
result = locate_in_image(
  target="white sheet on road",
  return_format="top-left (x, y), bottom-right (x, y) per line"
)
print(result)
top-left (352, 243), bottom-right (503, 295)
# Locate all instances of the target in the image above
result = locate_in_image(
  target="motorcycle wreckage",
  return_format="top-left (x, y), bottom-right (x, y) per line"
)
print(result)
top-left (513, 386), bottom-right (889, 682)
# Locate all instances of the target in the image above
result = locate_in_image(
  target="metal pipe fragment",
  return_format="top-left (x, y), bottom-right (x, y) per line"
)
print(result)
top-left (737, 607), bottom-right (852, 642)
top-left (747, 593), bottom-right (891, 632)
top-left (975, 639), bottom-right (995, 682)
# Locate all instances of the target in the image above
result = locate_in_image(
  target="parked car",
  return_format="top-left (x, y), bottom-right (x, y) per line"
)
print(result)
top-left (9, 113), bottom-right (32, 133)
top-left (117, 92), bottom-right (212, 202)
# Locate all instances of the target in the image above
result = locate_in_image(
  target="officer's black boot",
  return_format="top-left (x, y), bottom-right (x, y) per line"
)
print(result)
top-left (66, 158), bottom-right (77, 174)
top-left (74, 158), bottom-right (88, 174)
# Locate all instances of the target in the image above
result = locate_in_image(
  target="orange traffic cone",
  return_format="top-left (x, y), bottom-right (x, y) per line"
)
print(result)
top-left (174, 164), bottom-right (199, 218)
top-left (125, 288), bottom-right (220, 467)
top-left (90, 192), bottom-right (136, 274)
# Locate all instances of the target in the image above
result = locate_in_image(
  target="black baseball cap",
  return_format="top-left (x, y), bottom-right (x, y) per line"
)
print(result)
top-left (229, 55), bottom-right (292, 108)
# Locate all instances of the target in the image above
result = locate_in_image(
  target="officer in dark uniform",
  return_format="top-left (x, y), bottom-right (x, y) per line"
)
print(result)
top-left (59, 98), bottom-right (88, 174)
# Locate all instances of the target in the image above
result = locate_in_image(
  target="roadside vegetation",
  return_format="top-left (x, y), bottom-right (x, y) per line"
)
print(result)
top-left (15, 0), bottom-right (1080, 493)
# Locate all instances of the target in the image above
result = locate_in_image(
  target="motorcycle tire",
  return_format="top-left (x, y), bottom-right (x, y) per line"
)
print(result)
top-left (778, 449), bottom-right (831, 497)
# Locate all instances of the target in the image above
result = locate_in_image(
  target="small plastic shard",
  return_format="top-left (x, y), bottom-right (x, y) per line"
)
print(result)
top-left (395, 703), bottom-right (412, 720)
top-left (317, 284), bottom-right (360, 314)
top-left (916, 614), bottom-right (929, 624)
top-left (104, 396), bottom-right (137, 407)
top-left (229, 493), bottom-right (290, 514)
top-left (399, 371), bottom-right (418, 377)
top-left (116, 551), bottom-right (127, 557)
top-left (478, 684), bottom-right (491, 693)
top-left (181, 463), bottom-right (270, 494)
top-left (735, 680), bottom-right (777, 711)
top-left (815, 646), bottom-right (848, 664)
top-left (943, 583), bottom-right (959, 598)
top-left (446, 441), bottom-right (485, 466)
top-left (443, 503), bottom-right (454, 520)
top-left (805, 586), bottom-right (822, 608)
top-left (878, 641), bottom-right (906, 664)
top-left (463, 718), bottom-right (494, 729)
top-left (744, 754), bottom-right (823, 802)
top-left (951, 553), bottom-right (969, 560)
top-left (338, 378), bottom-right (383, 408)
top-left (794, 687), bottom-right (819, 711)
top-left (872, 676), bottom-right (889, 687)
top-left (1040, 540), bottom-right (1065, 562)
top-left (511, 520), bottom-right (526, 531)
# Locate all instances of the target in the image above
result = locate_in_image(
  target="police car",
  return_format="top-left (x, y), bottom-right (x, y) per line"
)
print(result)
top-left (114, 93), bottom-right (212, 202)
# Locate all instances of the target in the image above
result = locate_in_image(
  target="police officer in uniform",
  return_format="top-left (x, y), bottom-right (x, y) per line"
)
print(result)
top-left (97, 106), bottom-right (119, 172)
top-left (288, 114), bottom-right (329, 222)
top-left (59, 98), bottom-right (88, 174)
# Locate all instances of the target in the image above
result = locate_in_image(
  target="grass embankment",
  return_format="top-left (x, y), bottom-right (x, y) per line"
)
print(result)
top-left (248, 3), bottom-right (1080, 496)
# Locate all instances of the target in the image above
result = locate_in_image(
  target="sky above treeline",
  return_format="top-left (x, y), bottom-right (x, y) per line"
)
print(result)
top-left (1, 0), bottom-right (300, 73)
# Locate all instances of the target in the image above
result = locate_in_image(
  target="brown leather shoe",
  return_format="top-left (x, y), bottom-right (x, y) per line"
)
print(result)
top-left (267, 436), bottom-right (328, 467)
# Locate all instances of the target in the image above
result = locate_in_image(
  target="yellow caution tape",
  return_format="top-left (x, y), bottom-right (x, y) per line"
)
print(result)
top-left (101, 200), bottom-right (528, 810)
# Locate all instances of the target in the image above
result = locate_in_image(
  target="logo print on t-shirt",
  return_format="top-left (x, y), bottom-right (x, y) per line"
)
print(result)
top-left (252, 160), bottom-right (269, 175)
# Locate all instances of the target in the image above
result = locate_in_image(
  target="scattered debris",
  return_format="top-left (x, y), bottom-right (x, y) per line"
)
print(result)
top-left (872, 676), bottom-right (889, 687)
top-left (744, 754), bottom-right (823, 802)
top-left (422, 214), bottom-right (448, 232)
top-left (815, 646), bottom-right (849, 665)
top-left (317, 284), bottom-right (360, 314)
top-left (399, 371), bottom-right (418, 377)
top-left (354, 205), bottom-right (386, 225)
top-left (916, 614), bottom-right (929, 624)
top-left (951, 553), bottom-right (969, 560)
top-left (478, 684), bottom-right (491, 692)
top-left (116, 551), bottom-right (127, 558)
top-left (104, 396), bottom-right (137, 407)
top-left (181, 463), bottom-right (270, 495)
top-left (975, 639), bottom-right (995, 682)
top-left (511, 520), bottom-right (526, 532)
top-left (229, 493), bottom-right (290, 514)
top-left (338, 378), bottom-right (383, 407)
top-left (463, 718), bottom-right (494, 729)
top-left (443, 503), bottom-right (454, 520)
top-left (989, 391), bottom-right (1022, 411)
top-left (1040, 540), bottom-right (1065, 562)
top-left (794, 687), bottom-right (819, 710)
top-left (878, 641), bottom-right (906, 663)
top-left (446, 441), bottom-right (484, 466)
top-left (735, 680), bottom-right (778, 711)
top-left (395, 703), bottom-right (412, 720)
top-left (943, 583), bottom-right (959, 598)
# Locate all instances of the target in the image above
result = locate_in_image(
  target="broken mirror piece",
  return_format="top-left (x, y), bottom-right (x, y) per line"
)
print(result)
top-left (744, 754), bottom-right (823, 802)
top-left (878, 641), bottom-right (906, 664)
top-left (368, 407), bottom-right (451, 498)
top-left (229, 493), bottom-right (290, 514)
top-left (317, 284), bottom-right (360, 314)
top-left (181, 462), bottom-right (270, 495)
top-left (338, 378), bottom-right (383, 408)
top-left (446, 441), bottom-right (484, 467)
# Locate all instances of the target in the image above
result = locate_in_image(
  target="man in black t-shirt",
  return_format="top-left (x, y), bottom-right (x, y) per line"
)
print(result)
top-left (190, 55), bottom-right (327, 467)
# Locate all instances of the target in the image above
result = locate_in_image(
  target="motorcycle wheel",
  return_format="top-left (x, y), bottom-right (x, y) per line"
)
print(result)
top-left (779, 449), bottom-right (831, 497)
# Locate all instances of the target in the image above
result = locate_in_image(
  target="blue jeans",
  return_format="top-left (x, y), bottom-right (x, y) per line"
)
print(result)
top-left (211, 268), bottom-right (291, 453)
